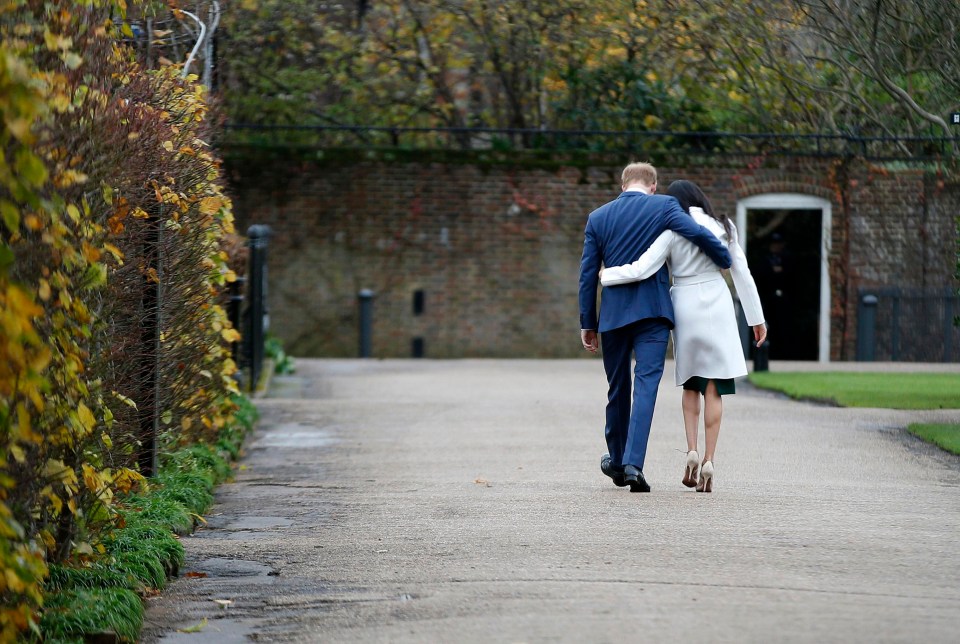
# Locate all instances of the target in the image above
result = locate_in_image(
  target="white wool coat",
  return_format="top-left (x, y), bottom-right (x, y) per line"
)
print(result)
top-left (600, 207), bottom-right (765, 385)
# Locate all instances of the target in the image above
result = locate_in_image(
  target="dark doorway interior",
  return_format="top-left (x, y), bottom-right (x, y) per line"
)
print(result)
top-left (746, 209), bottom-right (822, 360)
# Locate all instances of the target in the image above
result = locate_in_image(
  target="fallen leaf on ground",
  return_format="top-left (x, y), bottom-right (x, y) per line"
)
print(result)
top-left (213, 599), bottom-right (232, 609)
top-left (184, 571), bottom-right (208, 578)
top-left (178, 618), bottom-right (207, 633)
top-left (474, 478), bottom-right (492, 487)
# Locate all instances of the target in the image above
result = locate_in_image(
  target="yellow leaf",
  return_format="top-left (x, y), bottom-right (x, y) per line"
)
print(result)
top-left (181, 416), bottom-right (193, 431)
top-left (39, 529), bottom-right (55, 550)
top-left (43, 458), bottom-right (69, 479)
top-left (113, 468), bottom-right (145, 494)
top-left (30, 347), bottom-right (51, 373)
top-left (15, 403), bottom-right (32, 441)
top-left (221, 328), bottom-right (241, 343)
top-left (38, 279), bottom-right (51, 301)
top-left (82, 464), bottom-right (100, 492)
top-left (5, 569), bottom-right (25, 593)
top-left (199, 196), bottom-right (222, 215)
top-left (103, 243), bottom-right (125, 264)
top-left (112, 391), bottom-right (138, 408)
top-left (77, 402), bottom-right (96, 433)
top-left (163, 140), bottom-right (174, 152)
top-left (81, 241), bottom-right (101, 263)
top-left (178, 619), bottom-right (208, 634)
top-left (10, 444), bottom-right (26, 463)
top-left (61, 52), bottom-right (83, 70)
top-left (6, 117), bottom-right (32, 141)
top-left (55, 171), bottom-right (88, 189)
top-left (44, 30), bottom-right (73, 51)
top-left (101, 432), bottom-right (113, 449)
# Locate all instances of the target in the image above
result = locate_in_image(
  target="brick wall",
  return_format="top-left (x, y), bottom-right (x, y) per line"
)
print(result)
top-left (225, 149), bottom-right (958, 359)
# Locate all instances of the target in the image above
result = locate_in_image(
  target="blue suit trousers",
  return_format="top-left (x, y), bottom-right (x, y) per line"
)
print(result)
top-left (601, 318), bottom-right (670, 471)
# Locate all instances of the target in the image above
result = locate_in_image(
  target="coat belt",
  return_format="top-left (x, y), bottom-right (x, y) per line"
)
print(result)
top-left (672, 271), bottom-right (723, 286)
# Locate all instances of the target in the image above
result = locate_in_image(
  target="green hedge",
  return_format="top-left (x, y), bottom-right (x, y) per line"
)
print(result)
top-left (39, 394), bottom-right (258, 642)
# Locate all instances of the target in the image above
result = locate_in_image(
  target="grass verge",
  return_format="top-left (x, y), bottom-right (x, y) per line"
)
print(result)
top-left (748, 371), bottom-right (960, 409)
top-left (39, 394), bottom-right (258, 643)
top-left (907, 423), bottom-right (960, 455)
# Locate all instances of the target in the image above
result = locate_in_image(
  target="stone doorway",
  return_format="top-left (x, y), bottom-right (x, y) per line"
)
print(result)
top-left (736, 194), bottom-right (832, 362)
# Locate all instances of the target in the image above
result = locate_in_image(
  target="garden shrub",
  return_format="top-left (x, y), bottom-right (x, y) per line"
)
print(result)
top-left (1, 0), bottom-right (246, 639)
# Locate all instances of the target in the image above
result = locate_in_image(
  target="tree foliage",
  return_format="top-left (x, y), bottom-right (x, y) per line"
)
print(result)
top-left (218, 0), bottom-right (960, 155)
top-left (0, 0), bottom-right (241, 638)
top-left (711, 0), bottom-right (960, 150)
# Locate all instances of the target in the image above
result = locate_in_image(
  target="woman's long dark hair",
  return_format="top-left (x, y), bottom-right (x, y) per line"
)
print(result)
top-left (666, 180), bottom-right (733, 238)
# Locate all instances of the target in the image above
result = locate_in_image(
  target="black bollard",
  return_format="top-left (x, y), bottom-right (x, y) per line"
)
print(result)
top-left (246, 225), bottom-right (271, 391)
top-left (359, 289), bottom-right (374, 357)
top-left (857, 294), bottom-right (878, 361)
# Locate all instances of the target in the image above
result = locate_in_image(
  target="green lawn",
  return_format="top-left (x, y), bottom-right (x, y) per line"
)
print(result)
top-left (748, 371), bottom-right (960, 455)
top-left (907, 424), bottom-right (960, 456)
top-left (748, 372), bottom-right (960, 410)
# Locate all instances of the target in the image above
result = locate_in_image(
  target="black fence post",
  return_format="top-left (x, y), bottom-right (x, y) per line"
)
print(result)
top-left (137, 210), bottom-right (161, 477)
top-left (246, 225), bottom-right (270, 391)
top-left (228, 275), bottom-right (245, 368)
top-left (359, 289), bottom-right (373, 357)
top-left (857, 293), bottom-right (878, 361)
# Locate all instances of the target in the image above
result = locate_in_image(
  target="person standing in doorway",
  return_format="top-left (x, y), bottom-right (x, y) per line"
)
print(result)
top-left (578, 163), bottom-right (732, 493)
top-left (754, 232), bottom-right (793, 359)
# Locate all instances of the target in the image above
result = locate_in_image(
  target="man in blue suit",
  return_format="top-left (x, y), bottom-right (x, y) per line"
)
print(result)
top-left (578, 162), bottom-right (732, 492)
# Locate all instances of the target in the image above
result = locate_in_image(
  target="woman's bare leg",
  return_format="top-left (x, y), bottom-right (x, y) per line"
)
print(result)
top-left (682, 389), bottom-right (700, 452)
top-left (703, 380), bottom-right (723, 462)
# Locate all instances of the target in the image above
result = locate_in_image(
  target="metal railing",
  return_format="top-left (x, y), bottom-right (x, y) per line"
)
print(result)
top-left (220, 124), bottom-right (960, 161)
top-left (857, 287), bottom-right (959, 362)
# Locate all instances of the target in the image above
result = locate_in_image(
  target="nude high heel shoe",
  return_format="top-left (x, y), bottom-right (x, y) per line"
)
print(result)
top-left (682, 450), bottom-right (700, 488)
top-left (696, 460), bottom-right (714, 493)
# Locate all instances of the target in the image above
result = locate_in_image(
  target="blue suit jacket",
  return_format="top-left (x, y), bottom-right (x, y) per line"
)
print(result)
top-left (579, 192), bottom-right (733, 332)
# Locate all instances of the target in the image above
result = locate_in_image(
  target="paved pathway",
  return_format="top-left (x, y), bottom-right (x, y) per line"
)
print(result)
top-left (143, 359), bottom-right (960, 643)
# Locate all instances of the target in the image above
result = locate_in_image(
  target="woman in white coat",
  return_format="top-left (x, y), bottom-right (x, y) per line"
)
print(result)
top-left (600, 180), bottom-right (766, 492)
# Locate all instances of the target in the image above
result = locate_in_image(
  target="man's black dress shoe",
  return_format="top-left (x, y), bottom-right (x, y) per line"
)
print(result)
top-left (623, 465), bottom-right (651, 493)
top-left (600, 454), bottom-right (627, 487)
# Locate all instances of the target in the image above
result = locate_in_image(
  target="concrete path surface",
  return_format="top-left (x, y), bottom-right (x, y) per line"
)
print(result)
top-left (143, 359), bottom-right (960, 643)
